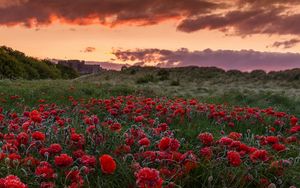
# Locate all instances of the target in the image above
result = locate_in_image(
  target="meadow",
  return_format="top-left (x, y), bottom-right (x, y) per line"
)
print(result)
top-left (0, 68), bottom-right (299, 188)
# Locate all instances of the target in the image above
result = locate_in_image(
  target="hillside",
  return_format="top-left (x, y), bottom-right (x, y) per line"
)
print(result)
top-left (0, 46), bottom-right (79, 79)
top-left (76, 66), bottom-right (300, 100)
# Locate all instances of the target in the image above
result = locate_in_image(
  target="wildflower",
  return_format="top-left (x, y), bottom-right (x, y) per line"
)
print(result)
top-left (200, 147), bottom-right (213, 160)
top-left (219, 137), bottom-right (233, 145)
top-left (110, 122), bottom-right (122, 132)
top-left (0, 175), bottom-right (27, 188)
top-left (227, 151), bottom-right (242, 167)
top-left (250, 150), bottom-right (269, 163)
top-left (80, 155), bottom-right (96, 167)
top-left (30, 110), bottom-right (42, 123)
top-left (32, 131), bottom-right (46, 142)
top-left (266, 136), bottom-right (279, 144)
top-left (134, 116), bottom-right (144, 123)
top-left (272, 143), bottom-right (286, 152)
top-left (17, 132), bottom-right (29, 145)
top-left (138, 137), bottom-right (151, 147)
top-left (158, 137), bottom-right (180, 151)
top-left (49, 144), bottom-right (62, 155)
top-left (290, 116), bottom-right (298, 126)
top-left (158, 137), bottom-right (171, 151)
top-left (35, 162), bottom-right (55, 179)
top-left (135, 167), bottom-right (163, 188)
top-left (99, 154), bottom-right (116, 174)
top-left (54, 154), bottom-right (73, 168)
top-left (228, 132), bottom-right (242, 140)
top-left (198, 133), bottom-right (214, 146)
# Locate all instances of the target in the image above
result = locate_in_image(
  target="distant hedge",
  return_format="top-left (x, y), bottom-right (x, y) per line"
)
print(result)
top-left (0, 46), bottom-right (79, 79)
top-left (122, 65), bottom-right (300, 82)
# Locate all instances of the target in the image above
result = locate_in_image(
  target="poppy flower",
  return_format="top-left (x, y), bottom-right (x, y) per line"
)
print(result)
top-left (272, 143), bottom-right (286, 152)
top-left (266, 136), bottom-right (279, 144)
top-left (35, 162), bottom-right (55, 179)
top-left (54, 154), bottom-right (73, 168)
top-left (80, 155), bottom-right (96, 167)
top-left (158, 137), bottom-right (180, 151)
top-left (200, 147), bottom-right (213, 160)
top-left (32, 131), bottom-right (46, 142)
top-left (227, 151), bottom-right (242, 167)
top-left (138, 137), bottom-right (151, 147)
top-left (0, 175), bottom-right (27, 188)
top-left (135, 167), bottom-right (163, 188)
top-left (198, 133), bottom-right (214, 146)
top-left (49, 144), bottom-right (62, 154)
top-left (30, 110), bottom-right (42, 123)
top-left (250, 150), bottom-right (269, 163)
top-left (99, 154), bottom-right (116, 174)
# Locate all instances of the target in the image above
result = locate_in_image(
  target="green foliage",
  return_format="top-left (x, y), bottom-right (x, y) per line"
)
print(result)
top-left (136, 74), bottom-right (156, 84)
top-left (56, 63), bottom-right (80, 79)
top-left (0, 46), bottom-right (79, 80)
top-left (170, 79), bottom-right (180, 86)
top-left (157, 69), bottom-right (170, 80)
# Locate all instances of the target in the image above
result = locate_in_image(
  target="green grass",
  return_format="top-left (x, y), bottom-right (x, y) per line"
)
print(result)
top-left (1, 79), bottom-right (299, 115)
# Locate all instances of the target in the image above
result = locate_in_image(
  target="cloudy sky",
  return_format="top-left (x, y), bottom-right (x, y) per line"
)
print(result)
top-left (1, 0), bottom-right (300, 71)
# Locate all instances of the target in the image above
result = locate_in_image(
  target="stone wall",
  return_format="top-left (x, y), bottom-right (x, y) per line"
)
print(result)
top-left (57, 60), bottom-right (102, 74)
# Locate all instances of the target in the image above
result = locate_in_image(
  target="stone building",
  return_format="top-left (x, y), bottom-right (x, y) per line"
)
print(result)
top-left (57, 60), bottom-right (102, 74)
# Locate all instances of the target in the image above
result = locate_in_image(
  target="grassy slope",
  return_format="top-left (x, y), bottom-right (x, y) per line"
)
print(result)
top-left (0, 69), bottom-right (299, 115)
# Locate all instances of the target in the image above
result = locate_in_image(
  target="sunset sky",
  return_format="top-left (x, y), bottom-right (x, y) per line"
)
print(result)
top-left (1, 0), bottom-right (300, 71)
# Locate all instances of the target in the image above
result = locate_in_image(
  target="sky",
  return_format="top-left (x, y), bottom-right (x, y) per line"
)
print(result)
top-left (1, 0), bottom-right (300, 71)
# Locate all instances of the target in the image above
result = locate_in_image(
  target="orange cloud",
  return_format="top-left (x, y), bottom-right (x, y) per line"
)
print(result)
top-left (83, 47), bottom-right (96, 53)
top-left (1, 0), bottom-right (300, 36)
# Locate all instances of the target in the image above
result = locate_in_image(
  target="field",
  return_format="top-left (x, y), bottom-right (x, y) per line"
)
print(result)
top-left (0, 69), bottom-right (299, 188)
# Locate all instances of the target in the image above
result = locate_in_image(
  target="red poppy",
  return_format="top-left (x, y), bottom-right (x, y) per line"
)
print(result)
top-left (35, 162), bottom-right (55, 179)
top-left (32, 131), bottom-right (46, 142)
top-left (272, 143), bottom-right (286, 152)
top-left (49, 144), bottom-right (62, 154)
top-left (138, 137), bottom-right (151, 147)
top-left (0, 175), bottom-right (27, 188)
top-left (250, 150), bottom-right (269, 163)
top-left (99, 154), bottom-right (116, 174)
top-left (200, 147), bottom-right (213, 160)
top-left (30, 110), bottom-right (42, 123)
top-left (135, 167), bottom-right (163, 188)
top-left (227, 151), bottom-right (242, 167)
top-left (80, 155), bottom-right (96, 167)
top-left (54, 154), bottom-right (73, 168)
top-left (198, 133), bottom-right (214, 146)
top-left (266, 136), bottom-right (279, 144)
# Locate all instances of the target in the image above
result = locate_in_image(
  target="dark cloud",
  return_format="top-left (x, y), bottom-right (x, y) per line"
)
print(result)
top-left (0, 0), bottom-right (299, 36)
top-left (83, 47), bottom-right (96, 53)
top-left (0, 0), bottom-right (218, 27)
top-left (271, 38), bottom-right (300, 49)
top-left (112, 48), bottom-right (300, 71)
top-left (177, 7), bottom-right (300, 35)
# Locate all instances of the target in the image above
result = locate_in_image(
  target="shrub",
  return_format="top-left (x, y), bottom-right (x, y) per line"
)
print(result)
top-left (136, 74), bottom-right (156, 84)
top-left (157, 69), bottom-right (170, 81)
top-left (170, 79), bottom-right (180, 86)
top-left (0, 46), bottom-right (79, 80)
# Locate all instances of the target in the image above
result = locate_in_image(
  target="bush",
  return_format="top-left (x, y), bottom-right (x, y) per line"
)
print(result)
top-left (157, 69), bottom-right (170, 81)
top-left (136, 74), bottom-right (156, 84)
top-left (0, 46), bottom-right (79, 80)
top-left (170, 79), bottom-right (180, 86)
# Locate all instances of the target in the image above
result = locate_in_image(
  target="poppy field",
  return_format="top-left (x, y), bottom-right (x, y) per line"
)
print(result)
top-left (0, 91), bottom-right (299, 188)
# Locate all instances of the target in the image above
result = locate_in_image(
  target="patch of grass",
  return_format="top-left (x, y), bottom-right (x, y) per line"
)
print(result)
top-left (170, 79), bottom-right (180, 86)
top-left (136, 74), bottom-right (156, 84)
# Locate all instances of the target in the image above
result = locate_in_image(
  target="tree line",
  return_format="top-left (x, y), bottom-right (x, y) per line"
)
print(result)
top-left (0, 46), bottom-right (79, 79)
